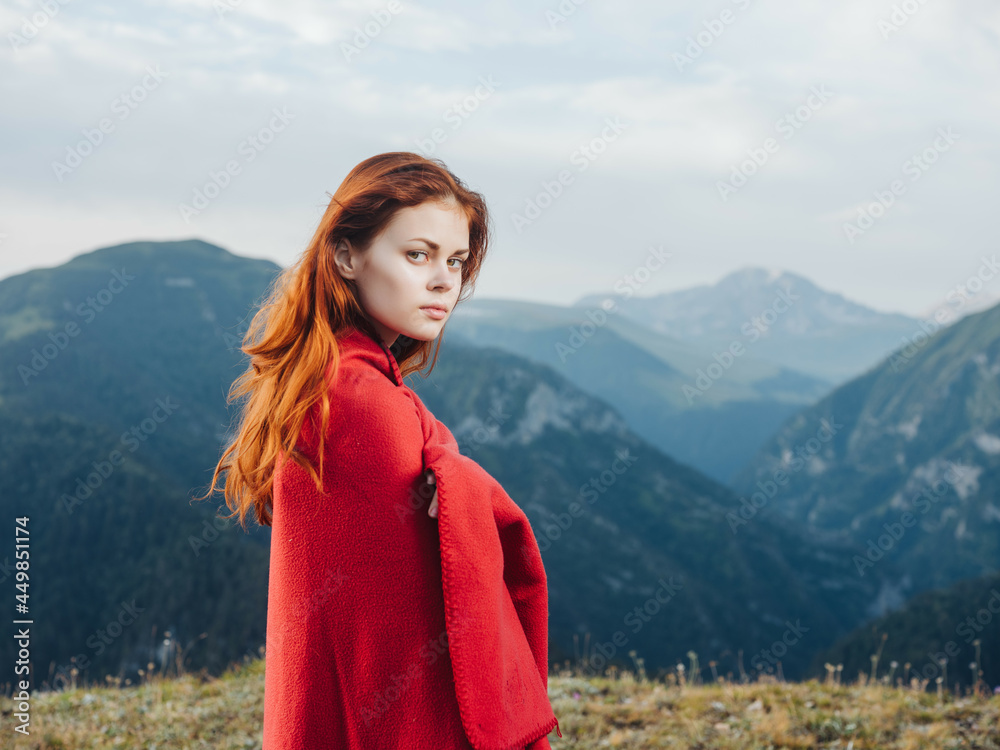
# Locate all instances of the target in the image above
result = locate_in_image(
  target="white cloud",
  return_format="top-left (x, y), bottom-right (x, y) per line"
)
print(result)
top-left (1, 0), bottom-right (998, 315)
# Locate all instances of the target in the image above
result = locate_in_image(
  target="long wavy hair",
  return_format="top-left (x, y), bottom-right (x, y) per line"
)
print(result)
top-left (195, 152), bottom-right (492, 529)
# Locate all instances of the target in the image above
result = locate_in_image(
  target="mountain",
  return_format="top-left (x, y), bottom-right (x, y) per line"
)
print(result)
top-left (446, 297), bottom-right (830, 484)
top-left (405, 339), bottom-right (888, 680)
top-left (810, 571), bottom-right (1000, 691)
top-left (0, 410), bottom-right (269, 687)
top-left (574, 267), bottom-right (921, 385)
top-left (0, 238), bottom-right (885, 684)
top-left (732, 298), bottom-right (1000, 610)
top-left (0, 238), bottom-right (280, 686)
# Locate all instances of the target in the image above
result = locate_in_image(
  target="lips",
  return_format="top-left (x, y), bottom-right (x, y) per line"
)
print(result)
top-left (421, 305), bottom-right (448, 313)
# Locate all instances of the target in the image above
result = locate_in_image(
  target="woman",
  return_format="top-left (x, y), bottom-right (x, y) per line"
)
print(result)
top-left (200, 152), bottom-right (561, 749)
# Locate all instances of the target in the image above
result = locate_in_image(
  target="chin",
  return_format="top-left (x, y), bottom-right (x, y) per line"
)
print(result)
top-left (406, 323), bottom-right (446, 342)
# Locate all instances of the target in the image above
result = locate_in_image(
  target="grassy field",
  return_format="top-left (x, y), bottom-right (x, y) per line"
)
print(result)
top-left (2, 656), bottom-right (999, 749)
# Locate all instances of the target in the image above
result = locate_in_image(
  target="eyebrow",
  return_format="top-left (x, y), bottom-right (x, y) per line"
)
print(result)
top-left (407, 237), bottom-right (470, 255)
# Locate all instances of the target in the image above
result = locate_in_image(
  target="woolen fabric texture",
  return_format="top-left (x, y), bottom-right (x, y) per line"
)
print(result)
top-left (261, 325), bottom-right (561, 749)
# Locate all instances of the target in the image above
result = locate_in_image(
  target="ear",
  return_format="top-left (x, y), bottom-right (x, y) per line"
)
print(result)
top-left (334, 239), bottom-right (357, 279)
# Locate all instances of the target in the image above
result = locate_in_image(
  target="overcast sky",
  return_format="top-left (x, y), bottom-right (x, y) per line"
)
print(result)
top-left (2, 0), bottom-right (998, 318)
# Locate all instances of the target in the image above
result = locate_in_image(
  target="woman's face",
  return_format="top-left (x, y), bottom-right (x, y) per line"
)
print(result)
top-left (335, 199), bottom-right (471, 348)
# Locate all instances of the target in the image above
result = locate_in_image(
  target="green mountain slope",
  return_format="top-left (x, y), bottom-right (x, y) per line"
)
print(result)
top-left (733, 301), bottom-right (1000, 608)
top-left (812, 571), bottom-right (1000, 690)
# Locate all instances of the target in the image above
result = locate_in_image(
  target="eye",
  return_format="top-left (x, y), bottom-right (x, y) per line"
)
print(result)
top-left (448, 257), bottom-right (466, 268)
top-left (406, 250), bottom-right (427, 261)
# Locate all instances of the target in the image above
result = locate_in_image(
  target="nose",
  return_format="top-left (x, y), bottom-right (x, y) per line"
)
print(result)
top-left (429, 258), bottom-right (459, 292)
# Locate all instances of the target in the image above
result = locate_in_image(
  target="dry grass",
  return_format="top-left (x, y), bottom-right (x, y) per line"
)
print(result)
top-left (2, 657), bottom-right (999, 749)
top-left (1, 656), bottom-right (266, 749)
top-left (545, 664), bottom-right (1000, 749)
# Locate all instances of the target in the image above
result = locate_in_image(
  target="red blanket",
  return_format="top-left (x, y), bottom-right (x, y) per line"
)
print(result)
top-left (262, 325), bottom-right (561, 749)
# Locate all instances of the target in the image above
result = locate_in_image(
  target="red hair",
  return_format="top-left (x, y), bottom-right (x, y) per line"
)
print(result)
top-left (196, 152), bottom-right (492, 529)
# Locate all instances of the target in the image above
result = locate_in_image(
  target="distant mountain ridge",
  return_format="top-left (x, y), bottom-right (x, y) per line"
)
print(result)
top-left (447, 297), bottom-right (830, 484)
top-left (574, 266), bottom-right (922, 384)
